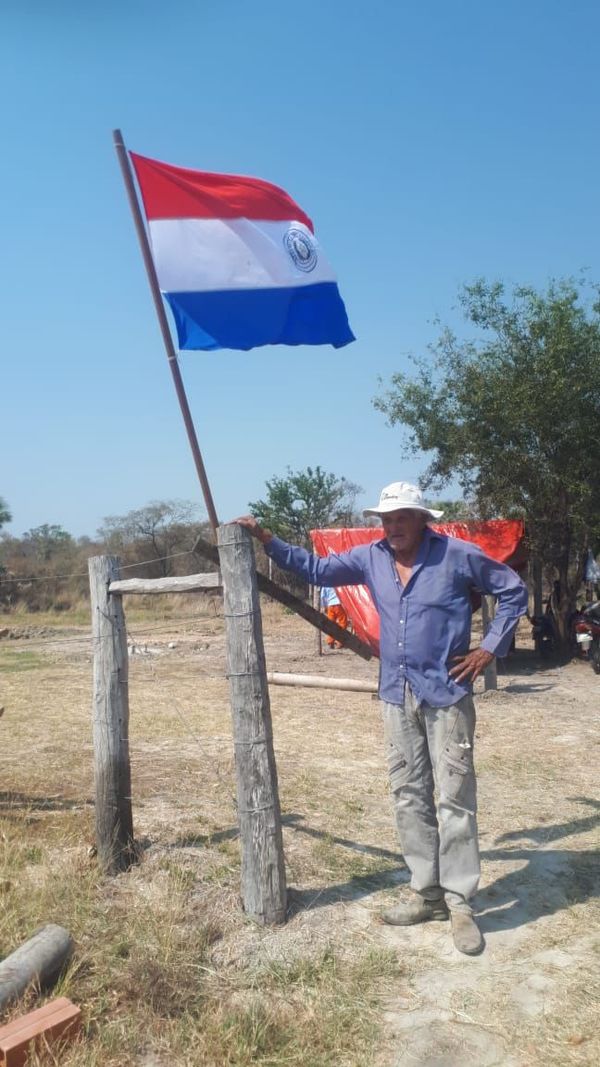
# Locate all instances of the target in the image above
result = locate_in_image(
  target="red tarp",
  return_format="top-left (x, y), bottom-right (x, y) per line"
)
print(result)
top-left (310, 520), bottom-right (527, 655)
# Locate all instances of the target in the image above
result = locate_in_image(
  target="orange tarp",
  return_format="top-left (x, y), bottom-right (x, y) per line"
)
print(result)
top-left (310, 520), bottom-right (527, 655)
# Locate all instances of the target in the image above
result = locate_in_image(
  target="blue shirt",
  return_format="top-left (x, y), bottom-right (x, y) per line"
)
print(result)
top-left (265, 527), bottom-right (528, 707)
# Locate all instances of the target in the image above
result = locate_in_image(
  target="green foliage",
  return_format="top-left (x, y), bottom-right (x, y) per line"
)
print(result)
top-left (22, 523), bottom-right (74, 561)
top-left (0, 499), bottom-right (208, 613)
top-left (0, 523), bottom-right (91, 612)
top-left (249, 466), bottom-right (362, 546)
top-left (430, 499), bottom-right (480, 521)
top-left (375, 277), bottom-right (600, 649)
top-left (0, 496), bottom-right (11, 530)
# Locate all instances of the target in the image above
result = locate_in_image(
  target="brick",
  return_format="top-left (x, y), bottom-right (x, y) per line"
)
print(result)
top-left (0, 997), bottom-right (81, 1067)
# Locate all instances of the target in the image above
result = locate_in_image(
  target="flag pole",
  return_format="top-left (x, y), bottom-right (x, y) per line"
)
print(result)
top-left (112, 128), bottom-right (220, 535)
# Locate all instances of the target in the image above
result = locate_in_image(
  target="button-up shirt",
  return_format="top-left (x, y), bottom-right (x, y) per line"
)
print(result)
top-left (265, 526), bottom-right (528, 707)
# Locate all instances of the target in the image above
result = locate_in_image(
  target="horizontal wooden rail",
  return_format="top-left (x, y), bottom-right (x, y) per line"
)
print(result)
top-left (267, 671), bottom-right (377, 693)
top-left (109, 572), bottom-right (221, 595)
top-left (193, 535), bottom-right (373, 662)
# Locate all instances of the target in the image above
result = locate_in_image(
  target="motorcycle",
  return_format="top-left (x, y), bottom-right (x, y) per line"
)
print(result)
top-left (570, 601), bottom-right (600, 674)
top-left (528, 607), bottom-right (557, 657)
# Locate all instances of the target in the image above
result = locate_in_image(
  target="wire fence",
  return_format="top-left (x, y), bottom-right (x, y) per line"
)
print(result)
top-left (0, 548), bottom-right (203, 586)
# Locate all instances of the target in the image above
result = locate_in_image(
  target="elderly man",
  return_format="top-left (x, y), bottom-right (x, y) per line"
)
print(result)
top-left (235, 482), bottom-right (528, 955)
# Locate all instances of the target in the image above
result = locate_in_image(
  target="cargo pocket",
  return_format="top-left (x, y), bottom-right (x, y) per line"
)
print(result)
top-left (387, 745), bottom-right (411, 794)
top-left (440, 739), bottom-right (476, 811)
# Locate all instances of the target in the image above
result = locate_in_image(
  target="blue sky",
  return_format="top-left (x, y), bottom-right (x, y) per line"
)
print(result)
top-left (2, 0), bottom-right (599, 537)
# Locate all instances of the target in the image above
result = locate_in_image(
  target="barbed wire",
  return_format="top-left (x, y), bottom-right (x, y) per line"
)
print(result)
top-left (0, 548), bottom-right (201, 586)
top-left (0, 614), bottom-right (221, 652)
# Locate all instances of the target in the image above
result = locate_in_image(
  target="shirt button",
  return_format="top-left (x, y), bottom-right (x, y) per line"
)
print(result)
top-left (400, 620), bottom-right (404, 625)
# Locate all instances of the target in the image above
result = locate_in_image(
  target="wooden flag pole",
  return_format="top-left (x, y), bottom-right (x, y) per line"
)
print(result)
top-left (113, 128), bottom-right (220, 535)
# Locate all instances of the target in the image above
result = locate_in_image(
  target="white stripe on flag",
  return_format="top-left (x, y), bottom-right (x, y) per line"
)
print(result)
top-left (148, 218), bottom-right (337, 293)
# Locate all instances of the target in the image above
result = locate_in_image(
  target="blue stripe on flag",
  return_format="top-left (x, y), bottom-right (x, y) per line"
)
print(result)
top-left (164, 282), bottom-right (355, 351)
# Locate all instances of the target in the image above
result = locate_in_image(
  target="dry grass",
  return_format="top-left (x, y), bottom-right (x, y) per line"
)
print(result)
top-left (1, 603), bottom-right (599, 1066)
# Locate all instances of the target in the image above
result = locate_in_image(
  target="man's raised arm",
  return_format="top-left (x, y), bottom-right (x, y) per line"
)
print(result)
top-left (229, 517), bottom-right (366, 587)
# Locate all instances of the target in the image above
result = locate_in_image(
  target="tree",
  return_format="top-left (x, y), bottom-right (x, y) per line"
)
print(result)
top-left (22, 524), bottom-right (74, 561)
top-left (0, 497), bottom-right (11, 531)
top-left (430, 500), bottom-right (480, 521)
top-left (1, 524), bottom-right (87, 612)
top-left (98, 500), bottom-right (204, 577)
top-left (374, 278), bottom-right (600, 654)
top-left (250, 466), bottom-right (362, 546)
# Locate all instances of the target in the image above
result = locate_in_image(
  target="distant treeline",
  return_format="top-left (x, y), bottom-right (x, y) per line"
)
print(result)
top-left (0, 501), bottom-right (211, 613)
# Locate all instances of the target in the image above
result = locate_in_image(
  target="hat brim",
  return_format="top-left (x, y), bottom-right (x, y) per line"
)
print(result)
top-left (362, 503), bottom-right (444, 520)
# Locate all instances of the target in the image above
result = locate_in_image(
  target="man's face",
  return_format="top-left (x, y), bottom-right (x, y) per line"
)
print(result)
top-left (381, 508), bottom-right (426, 556)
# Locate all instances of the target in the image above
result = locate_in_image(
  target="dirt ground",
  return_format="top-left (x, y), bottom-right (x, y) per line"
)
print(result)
top-left (1, 601), bottom-right (599, 1066)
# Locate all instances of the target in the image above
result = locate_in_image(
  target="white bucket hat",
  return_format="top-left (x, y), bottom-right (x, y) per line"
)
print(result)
top-left (363, 481), bottom-right (444, 520)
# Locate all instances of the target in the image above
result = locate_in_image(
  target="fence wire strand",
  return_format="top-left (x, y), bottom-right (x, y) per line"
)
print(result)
top-left (0, 548), bottom-right (200, 585)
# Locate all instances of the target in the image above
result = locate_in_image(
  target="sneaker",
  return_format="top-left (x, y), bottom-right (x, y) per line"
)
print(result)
top-left (450, 912), bottom-right (484, 955)
top-left (381, 897), bottom-right (449, 926)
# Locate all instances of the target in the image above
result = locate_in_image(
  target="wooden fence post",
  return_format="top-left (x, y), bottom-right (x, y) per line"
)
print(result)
top-left (217, 524), bottom-right (287, 925)
top-left (312, 585), bottom-right (323, 656)
top-left (88, 555), bottom-right (134, 874)
top-left (481, 595), bottom-right (498, 691)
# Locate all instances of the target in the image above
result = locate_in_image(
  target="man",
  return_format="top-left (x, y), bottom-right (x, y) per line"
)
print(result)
top-left (235, 481), bottom-right (528, 955)
top-left (320, 586), bottom-right (349, 648)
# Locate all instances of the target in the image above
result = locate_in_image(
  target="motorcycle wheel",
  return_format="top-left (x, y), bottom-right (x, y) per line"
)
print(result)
top-left (591, 642), bottom-right (600, 675)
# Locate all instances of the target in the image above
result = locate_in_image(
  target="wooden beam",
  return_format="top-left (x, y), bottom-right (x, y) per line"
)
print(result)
top-left (267, 671), bottom-right (377, 693)
top-left (193, 534), bottom-right (373, 662)
top-left (109, 572), bottom-right (220, 595)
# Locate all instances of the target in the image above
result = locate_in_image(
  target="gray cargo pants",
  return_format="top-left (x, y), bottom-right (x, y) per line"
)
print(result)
top-left (381, 687), bottom-right (479, 914)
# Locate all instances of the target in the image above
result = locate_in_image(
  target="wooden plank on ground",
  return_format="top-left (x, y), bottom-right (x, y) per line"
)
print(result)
top-left (267, 671), bottom-right (377, 693)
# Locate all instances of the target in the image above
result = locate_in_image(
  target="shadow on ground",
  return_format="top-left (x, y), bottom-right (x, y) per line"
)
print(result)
top-left (170, 802), bottom-right (599, 921)
top-left (0, 791), bottom-right (93, 822)
top-left (478, 798), bottom-right (600, 931)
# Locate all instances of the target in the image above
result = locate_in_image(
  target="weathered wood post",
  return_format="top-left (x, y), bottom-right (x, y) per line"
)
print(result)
top-left (88, 556), bottom-right (134, 874)
top-left (312, 585), bottom-right (323, 656)
top-left (217, 524), bottom-right (287, 924)
top-left (481, 595), bottom-right (498, 691)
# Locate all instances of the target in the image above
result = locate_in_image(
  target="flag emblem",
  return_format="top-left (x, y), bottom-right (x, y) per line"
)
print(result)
top-left (283, 227), bottom-right (318, 272)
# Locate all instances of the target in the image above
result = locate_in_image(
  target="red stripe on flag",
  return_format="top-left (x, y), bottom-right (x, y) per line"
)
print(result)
top-left (130, 152), bottom-right (314, 230)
